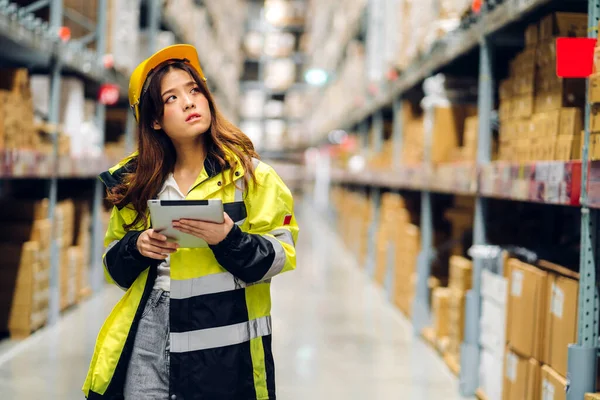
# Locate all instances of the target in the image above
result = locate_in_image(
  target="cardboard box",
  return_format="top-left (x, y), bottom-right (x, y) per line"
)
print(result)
top-left (560, 108), bottom-right (583, 137)
top-left (449, 256), bottom-right (472, 292)
top-left (503, 350), bottom-right (541, 400)
top-left (507, 261), bottom-right (548, 360)
top-left (555, 133), bottom-right (582, 161)
top-left (539, 12), bottom-right (588, 40)
top-left (585, 394), bottom-right (600, 400)
top-left (541, 365), bottom-right (567, 400)
top-left (590, 73), bottom-right (600, 104)
top-left (432, 287), bottom-right (451, 338)
top-left (430, 105), bottom-right (477, 164)
top-left (591, 104), bottom-right (600, 132)
top-left (525, 23), bottom-right (539, 47)
top-left (448, 289), bottom-right (466, 351)
top-left (543, 275), bottom-right (578, 377)
top-left (514, 95), bottom-right (535, 118)
top-left (591, 133), bottom-right (600, 161)
top-left (536, 39), bottom-right (557, 68)
top-left (594, 47), bottom-right (600, 74)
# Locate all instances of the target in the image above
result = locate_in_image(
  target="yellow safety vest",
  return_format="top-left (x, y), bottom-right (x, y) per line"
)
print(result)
top-left (83, 152), bottom-right (298, 400)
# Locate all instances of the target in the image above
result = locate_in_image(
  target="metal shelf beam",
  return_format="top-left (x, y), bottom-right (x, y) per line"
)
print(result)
top-left (90, 0), bottom-right (108, 295)
top-left (460, 25), bottom-right (495, 397)
top-left (46, 0), bottom-right (63, 327)
top-left (568, 0), bottom-right (600, 398)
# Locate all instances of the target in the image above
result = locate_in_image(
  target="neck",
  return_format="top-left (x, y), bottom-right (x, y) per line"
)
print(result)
top-left (172, 136), bottom-right (207, 174)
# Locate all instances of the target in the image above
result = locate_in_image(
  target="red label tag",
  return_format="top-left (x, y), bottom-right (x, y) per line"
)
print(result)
top-left (556, 37), bottom-right (597, 78)
top-left (283, 215), bottom-right (292, 226)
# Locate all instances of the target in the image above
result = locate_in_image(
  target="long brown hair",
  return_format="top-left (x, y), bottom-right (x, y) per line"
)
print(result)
top-left (107, 62), bottom-right (259, 230)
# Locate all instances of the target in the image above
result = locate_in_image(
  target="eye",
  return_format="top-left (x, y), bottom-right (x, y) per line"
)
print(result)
top-left (191, 87), bottom-right (201, 94)
top-left (164, 95), bottom-right (176, 104)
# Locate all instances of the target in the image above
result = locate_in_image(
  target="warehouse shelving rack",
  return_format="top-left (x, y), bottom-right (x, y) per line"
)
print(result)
top-left (320, 0), bottom-right (600, 398)
top-left (0, 0), bottom-right (236, 335)
top-left (0, 0), bottom-right (120, 328)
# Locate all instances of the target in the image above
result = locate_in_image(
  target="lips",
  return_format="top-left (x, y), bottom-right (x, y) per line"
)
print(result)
top-left (186, 113), bottom-right (201, 122)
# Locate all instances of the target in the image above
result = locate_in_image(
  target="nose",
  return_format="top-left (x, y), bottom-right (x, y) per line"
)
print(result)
top-left (183, 95), bottom-right (195, 111)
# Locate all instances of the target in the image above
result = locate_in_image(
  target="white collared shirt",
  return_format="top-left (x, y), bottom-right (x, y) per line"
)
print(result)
top-left (153, 173), bottom-right (186, 291)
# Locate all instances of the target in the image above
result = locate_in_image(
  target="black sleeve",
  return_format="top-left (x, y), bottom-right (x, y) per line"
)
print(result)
top-left (105, 230), bottom-right (162, 289)
top-left (209, 224), bottom-right (276, 283)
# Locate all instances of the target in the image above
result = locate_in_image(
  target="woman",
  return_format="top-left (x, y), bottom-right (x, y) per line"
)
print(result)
top-left (83, 44), bottom-right (298, 400)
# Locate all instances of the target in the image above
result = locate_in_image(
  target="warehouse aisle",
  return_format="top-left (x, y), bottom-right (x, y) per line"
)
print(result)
top-left (0, 201), bottom-right (467, 400)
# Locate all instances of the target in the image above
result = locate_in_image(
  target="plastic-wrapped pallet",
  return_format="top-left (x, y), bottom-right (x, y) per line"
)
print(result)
top-left (479, 263), bottom-right (509, 400)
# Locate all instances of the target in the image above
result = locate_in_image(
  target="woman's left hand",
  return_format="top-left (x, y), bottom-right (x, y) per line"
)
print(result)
top-left (173, 213), bottom-right (234, 245)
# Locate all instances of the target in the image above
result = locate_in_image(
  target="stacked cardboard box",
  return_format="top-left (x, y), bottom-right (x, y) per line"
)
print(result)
top-left (0, 69), bottom-right (37, 151)
top-left (74, 201), bottom-right (92, 300)
top-left (331, 188), bottom-right (373, 268)
top-left (401, 102), bottom-right (425, 164)
top-left (55, 200), bottom-right (78, 311)
top-left (502, 259), bottom-right (580, 400)
top-left (394, 224), bottom-right (420, 316)
top-left (457, 116), bottom-right (478, 162)
top-left (446, 256), bottom-right (472, 368)
top-left (0, 199), bottom-right (51, 338)
top-left (430, 287), bottom-right (452, 351)
top-left (498, 14), bottom-right (587, 163)
top-left (374, 193), bottom-right (408, 286)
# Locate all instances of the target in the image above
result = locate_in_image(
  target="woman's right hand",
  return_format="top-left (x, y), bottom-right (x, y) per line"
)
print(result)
top-left (136, 229), bottom-right (179, 260)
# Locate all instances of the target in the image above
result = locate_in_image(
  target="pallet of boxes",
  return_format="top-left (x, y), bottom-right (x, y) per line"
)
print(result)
top-left (503, 259), bottom-right (579, 400)
top-left (498, 13), bottom-right (587, 163)
top-left (372, 193), bottom-right (420, 312)
top-left (56, 199), bottom-right (93, 310)
top-left (0, 200), bottom-right (52, 339)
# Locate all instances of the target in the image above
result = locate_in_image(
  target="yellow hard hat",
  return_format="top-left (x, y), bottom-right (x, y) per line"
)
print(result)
top-left (128, 44), bottom-right (207, 121)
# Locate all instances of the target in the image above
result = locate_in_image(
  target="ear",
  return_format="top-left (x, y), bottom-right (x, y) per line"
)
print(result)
top-left (152, 120), bottom-right (162, 130)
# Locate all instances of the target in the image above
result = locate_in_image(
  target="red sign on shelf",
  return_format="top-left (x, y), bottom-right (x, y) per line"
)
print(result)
top-left (471, 0), bottom-right (482, 13)
top-left (98, 84), bottom-right (120, 105)
top-left (58, 27), bottom-right (71, 42)
top-left (556, 38), bottom-right (597, 78)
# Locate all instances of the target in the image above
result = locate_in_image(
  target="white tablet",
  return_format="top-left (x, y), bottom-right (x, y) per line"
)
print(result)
top-left (148, 199), bottom-right (225, 248)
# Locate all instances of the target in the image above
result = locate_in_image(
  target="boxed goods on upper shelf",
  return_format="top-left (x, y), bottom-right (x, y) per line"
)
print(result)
top-left (0, 69), bottom-right (36, 151)
top-left (30, 75), bottom-right (103, 158)
top-left (498, 12), bottom-right (587, 164)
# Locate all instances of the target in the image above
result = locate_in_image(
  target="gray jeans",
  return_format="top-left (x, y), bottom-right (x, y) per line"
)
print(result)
top-left (124, 289), bottom-right (170, 400)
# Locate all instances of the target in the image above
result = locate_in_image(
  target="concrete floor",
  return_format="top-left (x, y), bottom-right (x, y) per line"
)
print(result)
top-left (0, 202), bottom-right (469, 399)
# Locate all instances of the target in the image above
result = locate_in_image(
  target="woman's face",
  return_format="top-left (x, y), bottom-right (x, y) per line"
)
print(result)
top-left (152, 68), bottom-right (212, 142)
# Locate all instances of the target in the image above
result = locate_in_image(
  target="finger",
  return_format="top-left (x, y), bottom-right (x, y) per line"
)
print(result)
top-left (149, 238), bottom-right (179, 250)
top-left (149, 230), bottom-right (168, 242)
top-left (147, 241), bottom-right (178, 253)
top-left (141, 250), bottom-right (169, 260)
top-left (145, 243), bottom-right (176, 256)
top-left (175, 226), bottom-right (205, 238)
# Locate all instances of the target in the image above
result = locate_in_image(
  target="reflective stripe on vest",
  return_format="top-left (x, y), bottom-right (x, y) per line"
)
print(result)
top-left (171, 272), bottom-right (271, 300)
top-left (170, 316), bottom-right (272, 353)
